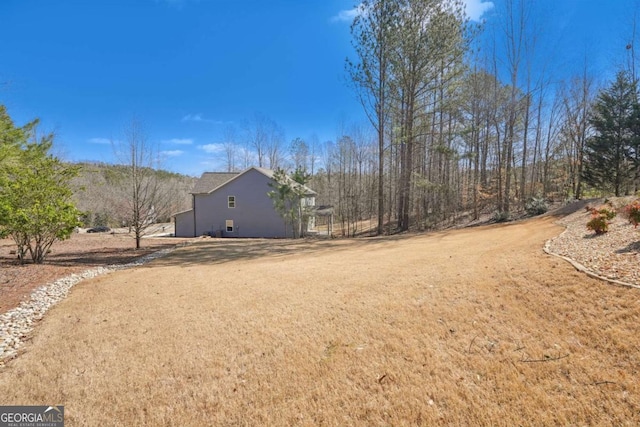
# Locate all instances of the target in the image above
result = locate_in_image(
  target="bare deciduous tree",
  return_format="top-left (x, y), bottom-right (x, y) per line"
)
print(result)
top-left (113, 119), bottom-right (168, 249)
top-left (223, 124), bottom-right (238, 172)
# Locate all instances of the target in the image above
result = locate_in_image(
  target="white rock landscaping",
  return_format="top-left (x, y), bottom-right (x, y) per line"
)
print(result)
top-left (0, 247), bottom-right (175, 366)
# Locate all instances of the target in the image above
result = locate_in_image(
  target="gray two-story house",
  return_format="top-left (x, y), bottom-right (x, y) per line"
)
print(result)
top-left (174, 166), bottom-right (316, 238)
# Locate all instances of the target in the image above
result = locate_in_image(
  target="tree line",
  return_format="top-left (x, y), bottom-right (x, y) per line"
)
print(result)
top-left (309, 0), bottom-right (640, 236)
top-left (181, 0), bottom-right (640, 237)
top-left (215, 10), bottom-right (640, 238)
top-left (71, 162), bottom-right (194, 228)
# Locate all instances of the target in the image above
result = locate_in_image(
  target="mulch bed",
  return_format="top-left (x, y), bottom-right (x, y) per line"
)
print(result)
top-left (0, 232), bottom-right (193, 313)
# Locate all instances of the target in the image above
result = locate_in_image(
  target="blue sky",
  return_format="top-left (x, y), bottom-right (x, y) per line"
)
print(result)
top-left (0, 0), bottom-right (636, 176)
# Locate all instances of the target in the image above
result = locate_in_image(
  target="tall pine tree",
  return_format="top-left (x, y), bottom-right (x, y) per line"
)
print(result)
top-left (583, 71), bottom-right (639, 196)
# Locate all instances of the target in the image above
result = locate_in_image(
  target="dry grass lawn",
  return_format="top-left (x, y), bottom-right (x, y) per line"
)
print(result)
top-left (1, 216), bottom-right (639, 425)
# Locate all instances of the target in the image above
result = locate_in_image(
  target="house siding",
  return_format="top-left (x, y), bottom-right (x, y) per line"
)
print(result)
top-left (174, 210), bottom-right (194, 237)
top-left (193, 168), bottom-right (291, 238)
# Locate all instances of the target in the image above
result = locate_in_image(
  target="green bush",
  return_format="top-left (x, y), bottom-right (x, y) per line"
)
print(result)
top-left (525, 197), bottom-right (548, 216)
top-left (492, 211), bottom-right (510, 222)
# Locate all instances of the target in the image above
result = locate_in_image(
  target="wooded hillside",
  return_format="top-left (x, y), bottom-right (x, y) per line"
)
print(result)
top-left (71, 162), bottom-right (195, 227)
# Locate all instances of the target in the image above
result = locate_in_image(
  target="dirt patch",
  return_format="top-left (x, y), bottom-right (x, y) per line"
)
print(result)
top-left (0, 217), bottom-right (639, 425)
top-left (0, 232), bottom-right (193, 313)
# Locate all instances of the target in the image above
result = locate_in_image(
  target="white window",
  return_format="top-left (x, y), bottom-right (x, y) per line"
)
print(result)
top-left (226, 219), bottom-right (234, 232)
top-left (228, 196), bottom-right (236, 208)
top-left (302, 197), bottom-right (315, 207)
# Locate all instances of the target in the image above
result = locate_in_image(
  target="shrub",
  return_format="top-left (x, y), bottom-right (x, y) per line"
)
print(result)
top-left (586, 206), bottom-right (617, 234)
top-left (623, 200), bottom-right (640, 228)
top-left (492, 210), bottom-right (510, 223)
top-left (525, 197), bottom-right (548, 216)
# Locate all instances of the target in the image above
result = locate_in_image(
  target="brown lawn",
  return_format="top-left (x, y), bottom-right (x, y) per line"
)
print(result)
top-left (0, 217), bottom-right (639, 425)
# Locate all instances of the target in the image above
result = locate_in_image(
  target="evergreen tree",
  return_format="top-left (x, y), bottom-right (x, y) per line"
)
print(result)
top-left (347, 0), bottom-right (397, 235)
top-left (583, 71), bottom-right (639, 196)
top-left (0, 105), bottom-right (26, 166)
top-left (0, 106), bottom-right (81, 263)
top-left (268, 167), bottom-right (313, 238)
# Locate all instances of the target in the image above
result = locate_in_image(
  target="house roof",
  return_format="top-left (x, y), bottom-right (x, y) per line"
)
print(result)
top-left (192, 167), bottom-right (317, 196)
top-left (314, 205), bottom-right (334, 216)
top-left (172, 208), bottom-right (193, 217)
top-left (192, 172), bottom-right (239, 194)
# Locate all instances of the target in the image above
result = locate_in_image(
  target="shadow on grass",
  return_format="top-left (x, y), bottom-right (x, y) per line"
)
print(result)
top-left (0, 242), bottom-right (184, 268)
top-left (145, 218), bottom-right (534, 269)
top-left (3, 217), bottom-right (543, 269)
top-left (146, 234), bottom-right (421, 268)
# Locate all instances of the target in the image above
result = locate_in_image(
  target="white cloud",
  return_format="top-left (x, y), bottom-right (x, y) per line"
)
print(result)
top-left (162, 138), bottom-right (193, 145)
top-left (160, 150), bottom-right (184, 157)
top-left (88, 137), bottom-right (111, 145)
top-left (463, 0), bottom-right (494, 22)
top-left (198, 143), bottom-right (225, 154)
top-left (332, 1), bottom-right (492, 24)
top-left (331, 4), bottom-right (366, 23)
top-left (181, 113), bottom-right (224, 124)
top-left (182, 113), bottom-right (204, 122)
